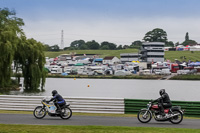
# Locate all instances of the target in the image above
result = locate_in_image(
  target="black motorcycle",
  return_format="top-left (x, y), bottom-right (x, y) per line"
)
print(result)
top-left (137, 101), bottom-right (184, 124)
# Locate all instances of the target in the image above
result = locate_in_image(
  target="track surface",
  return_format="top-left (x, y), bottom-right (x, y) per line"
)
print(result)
top-left (0, 113), bottom-right (200, 129)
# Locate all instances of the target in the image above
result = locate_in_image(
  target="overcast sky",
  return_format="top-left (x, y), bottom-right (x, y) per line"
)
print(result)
top-left (1, 0), bottom-right (200, 47)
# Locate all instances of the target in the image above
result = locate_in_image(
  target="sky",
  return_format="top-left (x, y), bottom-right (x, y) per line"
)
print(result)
top-left (1, 0), bottom-right (200, 47)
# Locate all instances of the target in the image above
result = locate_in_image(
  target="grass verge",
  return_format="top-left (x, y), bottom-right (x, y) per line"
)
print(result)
top-left (0, 124), bottom-right (200, 133)
top-left (170, 74), bottom-right (200, 80)
top-left (45, 49), bottom-right (139, 58)
top-left (45, 50), bottom-right (200, 62)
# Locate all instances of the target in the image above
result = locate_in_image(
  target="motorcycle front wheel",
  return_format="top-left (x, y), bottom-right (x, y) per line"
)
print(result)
top-left (169, 110), bottom-right (183, 124)
top-left (33, 106), bottom-right (46, 119)
top-left (137, 110), bottom-right (152, 123)
top-left (60, 106), bottom-right (72, 120)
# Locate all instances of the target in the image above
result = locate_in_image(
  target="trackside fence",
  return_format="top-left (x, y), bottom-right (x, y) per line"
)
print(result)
top-left (1, 95), bottom-right (200, 117)
top-left (0, 95), bottom-right (124, 114)
top-left (125, 99), bottom-right (200, 117)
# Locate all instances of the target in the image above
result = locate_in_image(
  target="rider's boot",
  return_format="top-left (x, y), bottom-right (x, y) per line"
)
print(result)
top-left (56, 106), bottom-right (61, 113)
top-left (56, 109), bottom-right (61, 113)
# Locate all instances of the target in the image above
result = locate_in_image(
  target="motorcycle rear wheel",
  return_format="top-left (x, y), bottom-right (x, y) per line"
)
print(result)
top-left (33, 106), bottom-right (46, 119)
top-left (60, 106), bottom-right (72, 120)
top-left (137, 110), bottom-right (152, 123)
top-left (169, 110), bottom-right (183, 124)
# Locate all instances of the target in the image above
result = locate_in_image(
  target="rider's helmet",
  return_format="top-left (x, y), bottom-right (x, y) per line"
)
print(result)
top-left (52, 90), bottom-right (58, 96)
top-left (159, 89), bottom-right (165, 96)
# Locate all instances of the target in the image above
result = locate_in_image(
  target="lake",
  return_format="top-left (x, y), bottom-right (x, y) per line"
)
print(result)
top-left (37, 78), bottom-right (200, 101)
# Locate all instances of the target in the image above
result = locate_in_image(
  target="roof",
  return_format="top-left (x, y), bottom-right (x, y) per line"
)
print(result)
top-left (94, 58), bottom-right (103, 61)
top-left (74, 63), bottom-right (84, 66)
top-left (103, 56), bottom-right (115, 60)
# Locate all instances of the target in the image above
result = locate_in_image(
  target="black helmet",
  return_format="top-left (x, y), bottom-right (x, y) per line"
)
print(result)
top-left (159, 89), bottom-right (165, 96)
top-left (52, 90), bottom-right (58, 96)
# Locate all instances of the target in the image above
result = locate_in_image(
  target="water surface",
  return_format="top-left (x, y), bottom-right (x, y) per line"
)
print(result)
top-left (40, 78), bottom-right (200, 101)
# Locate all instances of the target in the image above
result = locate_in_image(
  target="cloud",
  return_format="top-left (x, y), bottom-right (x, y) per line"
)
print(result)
top-left (23, 16), bottom-right (200, 47)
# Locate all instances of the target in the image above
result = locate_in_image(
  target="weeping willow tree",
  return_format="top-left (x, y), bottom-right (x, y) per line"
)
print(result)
top-left (14, 38), bottom-right (46, 92)
top-left (0, 8), bottom-right (46, 92)
top-left (0, 8), bottom-right (24, 88)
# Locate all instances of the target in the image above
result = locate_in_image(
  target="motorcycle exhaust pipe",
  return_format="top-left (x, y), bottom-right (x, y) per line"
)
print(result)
top-left (169, 113), bottom-right (180, 118)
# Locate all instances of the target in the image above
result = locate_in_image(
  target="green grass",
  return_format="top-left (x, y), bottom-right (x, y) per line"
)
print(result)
top-left (165, 51), bottom-right (200, 62)
top-left (45, 49), bottom-right (138, 58)
top-left (0, 124), bottom-right (200, 133)
top-left (45, 50), bottom-right (200, 62)
top-left (170, 74), bottom-right (200, 80)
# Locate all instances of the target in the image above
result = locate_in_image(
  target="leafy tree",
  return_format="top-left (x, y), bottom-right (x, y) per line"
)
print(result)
top-left (117, 45), bottom-right (123, 49)
top-left (130, 40), bottom-right (142, 48)
top-left (182, 40), bottom-right (197, 46)
top-left (175, 42), bottom-right (180, 47)
top-left (143, 28), bottom-right (167, 42)
top-left (19, 38), bottom-right (46, 92)
top-left (0, 8), bottom-right (24, 88)
top-left (110, 43), bottom-right (116, 50)
top-left (43, 44), bottom-right (51, 51)
top-left (63, 47), bottom-right (70, 50)
top-left (108, 43), bottom-right (117, 50)
top-left (100, 41), bottom-right (117, 50)
top-left (123, 45), bottom-right (129, 49)
top-left (185, 32), bottom-right (189, 41)
top-left (50, 45), bottom-right (60, 51)
top-left (70, 40), bottom-right (85, 49)
top-left (79, 44), bottom-right (88, 50)
top-left (86, 40), bottom-right (100, 49)
top-left (0, 8), bottom-right (46, 92)
top-left (182, 32), bottom-right (197, 46)
top-left (165, 41), bottom-right (175, 47)
top-left (100, 45), bottom-right (109, 50)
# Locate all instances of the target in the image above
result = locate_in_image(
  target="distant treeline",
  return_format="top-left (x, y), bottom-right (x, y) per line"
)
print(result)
top-left (44, 29), bottom-right (198, 51)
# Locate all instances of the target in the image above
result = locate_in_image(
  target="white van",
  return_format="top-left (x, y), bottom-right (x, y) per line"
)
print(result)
top-left (51, 66), bottom-right (62, 74)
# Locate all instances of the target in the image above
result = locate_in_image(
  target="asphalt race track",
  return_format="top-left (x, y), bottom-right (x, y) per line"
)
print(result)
top-left (0, 113), bottom-right (200, 129)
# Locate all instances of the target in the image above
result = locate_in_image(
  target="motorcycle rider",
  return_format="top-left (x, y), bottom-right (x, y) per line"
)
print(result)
top-left (47, 90), bottom-right (66, 113)
top-left (152, 89), bottom-right (172, 117)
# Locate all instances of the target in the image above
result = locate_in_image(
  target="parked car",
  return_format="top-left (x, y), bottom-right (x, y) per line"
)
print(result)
top-left (114, 70), bottom-right (132, 76)
top-left (154, 69), bottom-right (162, 75)
top-left (51, 66), bottom-right (62, 74)
top-left (177, 70), bottom-right (190, 75)
top-left (141, 70), bottom-right (151, 75)
top-left (178, 69), bottom-right (197, 75)
top-left (160, 69), bottom-right (171, 75)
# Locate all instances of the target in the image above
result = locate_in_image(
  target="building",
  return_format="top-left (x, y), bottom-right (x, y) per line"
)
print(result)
top-left (140, 42), bottom-right (165, 62)
top-left (103, 56), bottom-right (121, 65)
top-left (120, 53), bottom-right (140, 63)
top-left (58, 54), bottom-right (72, 61)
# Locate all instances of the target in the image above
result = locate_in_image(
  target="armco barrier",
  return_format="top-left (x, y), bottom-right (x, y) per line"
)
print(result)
top-left (1, 95), bottom-right (200, 116)
top-left (0, 95), bottom-right (124, 114)
top-left (125, 99), bottom-right (200, 117)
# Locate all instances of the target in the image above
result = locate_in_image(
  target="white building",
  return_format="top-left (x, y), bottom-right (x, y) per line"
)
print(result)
top-left (103, 56), bottom-right (121, 65)
top-left (140, 42), bottom-right (165, 62)
top-left (120, 53), bottom-right (140, 63)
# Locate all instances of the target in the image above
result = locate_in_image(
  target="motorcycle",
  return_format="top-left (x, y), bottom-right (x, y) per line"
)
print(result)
top-left (33, 97), bottom-right (72, 120)
top-left (137, 101), bottom-right (184, 124)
